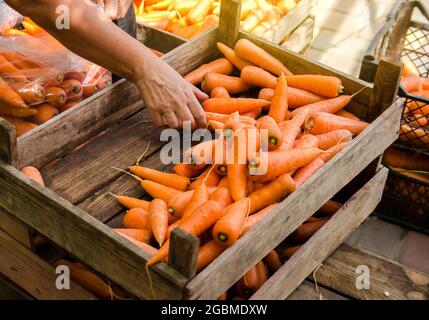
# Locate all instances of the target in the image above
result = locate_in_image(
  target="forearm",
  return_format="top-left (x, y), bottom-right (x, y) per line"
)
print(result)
top-left (5, 0), bottom-right (153, 83)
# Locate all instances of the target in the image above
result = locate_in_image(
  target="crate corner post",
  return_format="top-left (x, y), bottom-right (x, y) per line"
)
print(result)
top-left (218, 0), bottom-right (242, 48)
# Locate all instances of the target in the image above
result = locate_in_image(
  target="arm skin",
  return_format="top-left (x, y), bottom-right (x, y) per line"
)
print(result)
top-left (5, 0), bottom-right (207, 128)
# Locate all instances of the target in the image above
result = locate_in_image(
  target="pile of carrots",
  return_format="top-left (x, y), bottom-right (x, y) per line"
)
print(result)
top-left (399, 58), bottom-right (429, 149)
top-left (108, 38), bottom-right (369, 295)
top-left (133, 0), bottom-right (301, 41)
top-left (0, 18), bottom-right (112, 136)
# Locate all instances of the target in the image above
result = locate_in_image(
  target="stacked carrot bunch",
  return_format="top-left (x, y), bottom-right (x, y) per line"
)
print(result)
top-left (0, 18), bottom-right (112, 136)
top-left (399, 58), bottom-right (429, 148)
top-left (133, 0), bottom-right (300, 40)
top-left (110, 39), bottom-right (369, 286)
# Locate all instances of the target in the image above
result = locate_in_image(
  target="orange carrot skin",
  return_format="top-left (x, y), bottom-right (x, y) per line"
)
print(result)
top-left (241, 66), bottom-right (278, 89)
top-left (292, 219), bottom-right (328, 242)
top-left (0, 76), bottom-right (27, 108)
top-left (11, 82), bottom-right (46, 105)
top-left (318, 200), bottom-right (342, 216)
top-left (32, 104), bottom-right (59, 124)
top-left (210, 86), bottom-right (230, 98)
top-left (123, 208), bottom-right (151, 231)
top-left (293, 158), bottom-right (325, 187)
top-left (203, 98), bottom-right (270, 114)
top-left (336, 109), bottom-right (360, 121)
top-left (114, 228), bottom-right (152, 244)
top-left (46, 87), bottom-right (67, 107)
top-left (1, 116), bottom-right (37, 137)
top-left (149, 199), bottom-right (169, 246)
top-left (119, 233), bottom-right (158, 256)
top-left (316, 129), bottom-right (353, 150)
top-left (269, 73), bottom-right (289, 123)
top-left (257, 115), bottom-right (283, 150)
top-left (294, 134), bottom-right (319, 149)
top-left (172, 163), bottom-right (205, 178)
top-left (129, 166), bottom-right (190, 191)
top-left (140, 180), bottom-right (182, 203)
top-left (259, 87), bottom-right (325, 109)
top-left (197, 240), bottom-right (226, 272)
top-left (286, 75), bottom-right (343, 98)
top-left (182, 183), bottom-right (210, 219)
top-left (20, 166), bottom-right (45, 186)
top-left (114, 195), bottom-right (150, 211)
top-left (248, 174), bottom-right (295, 213)
top-left (184, 58), bottom-right (234, 85)
top-left (264, 250), bottom-right (282, 272)
top-left (241, 204), bottom-right (277, 235)
top-left (308, 112), bottom-right (369, 136)
top-left (319, 142), bottom-right (349, 162)
top-left (234, 39), bottom-right (292, 76)
top-left (209, 187), bottom-right (233, 209)
top-left (202, 73), bottom-right (251, 94)
top-left (283, 245), bottom-right (302, 259)
top-left (189, 166), bottom-right (221, 189)
top-left (168, 187), bottom-right (217, 217)
top-left (217, 42), bottom-right (254, 70)
top-left (290, 95), bottom-right (352, 118)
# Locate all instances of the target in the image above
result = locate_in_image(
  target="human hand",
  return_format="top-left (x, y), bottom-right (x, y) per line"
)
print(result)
top-left (96, 0), bottom-right (133, 20)
top-left (135, 53), bottom-right (208, 129)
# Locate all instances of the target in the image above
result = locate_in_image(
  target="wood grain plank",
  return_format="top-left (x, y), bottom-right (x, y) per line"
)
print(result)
top-left (168, 228), bottom-right (200, 279)
top-left (137, 24), bottom-right (186, 51)
top-left (0, 208), bottom-right (33, 250)
top-left (41, 109), bottom-right (163, 206)
top-left (218, 0), bottom-right (241, 47)
top-left (250, 167), bottom-right (388, 300)
top-left (0, 228), bottom-right (96, 300)
top-left (312, 244), bottom-right (429, 300)
top-left (0, 161), bottom-right (187, 299)
top-left (0, 119), bottom-right (17, 166)
top-left (185, 99), bottom-right (403, 300)
top-left (287, 281), bottom-right (348, 300)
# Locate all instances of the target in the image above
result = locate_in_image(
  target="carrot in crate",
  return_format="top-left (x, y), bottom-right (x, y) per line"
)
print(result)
top-left (197, 240), bottom-right (226, 272)
top-left (187, 0), bottom-right (215, 25)
top-left (203, 98), bottom-right (270, 114)
top-left (182, 183), bottom-right (210, 219)
top-left (46, 87), bottom-right (67, 107)
top-left (141, 179), bottom-right (182, 203)
top-left (0, 54), bottom-right (27, 82)
top-left (0, 77), bottom-right (27, 108)
top-left (278, 109), bottom-right (309, 150)
top-left (242, 204), bottom-right (277, 234)
top-left (286, 75), bottom-right (343, 98)
top-left (293, 158), bottom-right (325, 187)
top-left (283, 244), bottom-right (301, 259)
top-left (168, 190), bottom-right (195, 217)
top-left (307, 112), bottom-right (368, 136)
top-left (241, 66), bottom-right (278, 89)
top-left (113, 194), bottom-right (150, 210)
top-left (11, 82), bottom-right (46, 105)
top-left (319, 142), bottom-right (349, 163)
top-left (21, 68), bottom-right (64, 87)
top-left (241, 8), bottom-right (266, 32)
top-left (60, 79), bottom-right (83, 101)
top-left (216, 42), bottom-right (254, 70)
top-left (149, 199), bottom-right (169, 247)
top-left (336, 109), bottom-right (360, 121)
top-left (0, 116), bottom-right (37, 136)
top-left (291, 219), bottom-right (328, 242)
top-left (32, 104), bottom-right (59, 124)
top-left (256, 115), bottom-right (283, 150)
top-left (184, 58), bottom-right (234, 85)
top-left (20, 166), bottom-right (45, 186)
top-left (399, 124), bottom-right (429, 146)
top-left (211, 86), bottom-right (230, 98)
top-left (294, 134), bottom-right (319, 149)
top-left (0, 103), bottom-right (37, 118)
top-left (192, 15), bottom-right (219, 39)
top-left (269, 73), bottom-right (288, 123)
top-left (263, 250), bottom-right (282, 272)
top-left (64, 71), bottom-right (85, 82)
top-left (58, 99), bottom-right (81, 113)
top-left (258, 87), bottom-right (325, 109)
top-left (129, 166), bottom-right (190, 191)
top-left (202, 73), bottom-right (251, 94)
top-left (1, 52), bottom-right (41, 69)
top-left (114, 229), bottom-right (152, 244)
top-left (123, 208), bottom-right (151, 230)
top-left (315, 130), bottom-right (353, 150)
top-left (318, 200), bottom-right (342, 217)
top-left (172, 163), bottom-right (206, 178)
top-left (189, 166), bottom-right (221, 189)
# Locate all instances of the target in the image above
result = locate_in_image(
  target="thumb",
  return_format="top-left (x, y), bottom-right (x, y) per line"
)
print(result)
top-left (191, 85), bottom-right (209, 102)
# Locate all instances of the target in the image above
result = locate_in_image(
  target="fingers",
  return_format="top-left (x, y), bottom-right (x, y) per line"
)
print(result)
top-left (191, 85), bottom-right (209, 102)
top-left (147, 107), bottom-right (163, 127)
top-left (103, 0), bottom-right (120, 19)
top-left (187, 94), bottom-right (207, 128)
top-left (175, 106), bottom-right (196, 129)
top-left (162, 112), bottom-right (180, 129)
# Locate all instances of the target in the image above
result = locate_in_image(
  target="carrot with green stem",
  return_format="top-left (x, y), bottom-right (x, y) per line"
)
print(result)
top-left (129, 166), bottom-right (190, 191)
top-left (203, 98), bottom-right (270, 114)
top-left (307, 112), bottom-right (369, 136)
top-left (286, 75), bottom-right (343, 98)
top-left (0, 76), bottom-right (27, 108)
top-left (293, 158), bottom-right (325, 187)
top-left (123, 208), bottom-right (151, 230)
top-left (248, 173), bottom-right (295, 213)
top-left (315, 129), bottom-right (353, 150)
top-left (257, 115), bottom-right (283, 150)
top-left (184, 58), bottom-right (234, 85)
top-left (197, 239), bottom-right (227, 272)
top-left (248, 147), bottom-right (322, 182)
top-left (269, 73), bottom-right (289, 123)
top-left (110, 193), bottom-right (150, 211)
top-left (202, 73), bottom-right (251, 94)
top-left (234, 39), bottom-right (292, 76)
top-left (241, 66), bottom-right (278, 89)
top-left (149, 199), bottom-right (169, 247)
top-left (217, 42), bottom-right (254, 70)
top-left (213, 198), bottom-right (250, 246)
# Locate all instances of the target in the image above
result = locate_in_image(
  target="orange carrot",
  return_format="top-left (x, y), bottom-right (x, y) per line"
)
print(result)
top-left (242, 204), bottom-right (277, 234)
top-left (217, 176), bottom-right (229, 188)
top-left (234, 39), bottom-right (292, 76)
top-left (197, 240), bottom-right (227, 272)
top-left (421, 77), bottom-right (429, 90)
top-left (290, 95), bottom-right (354, 118)
top-left (248, 147), bottom-right (322, 182)
top-left (140, 179), bottom-right (182, 203)
top-left (208, 120), bottom-right (225, 131)
top-left (269, 73), bottom-right (288, 123)
top-left (242, 107), bottom-right (262, 119)
top-left (185, 139), bottom-right (217, 166)
top-left (294, 134), bottom-right (319, 149)
top-left (292, 219), bottom-right (328, 242)
top-left (307, 112), bottom-right (369, 136)
top-left (283, 245), bottom-right (302, 259)
top-left (210, 86), bottom-right (230, 98)
top-left (315, 129), bottom-right (353, 150)
top-left (1, 116), bottom-right (37, 137)
top-left (32, 104), bottom-right (59, 124)
top-left (1, 52), bottom-right (40, 69)
top-left (123, 208), bottom-right (151, 230)
top-left (182, 183), bottom-right (210, 219)
top-left (113, 195), bottom-right (150, 211)
top-left (236, 262), bottom-right (265, 298)
top-left (0, 76), bottom-right (27, 108)
top-left (189, 166), bottom-right (221, 189)
top-left (58, 99), bottom-right (81, 113)
top-left (187, 0), bottom-right (215, 24)
top-left (191, 14), bottom-right (219, 39)
top-left (60, 79), bottom-right (83, 101)
top-left (46, 87), bottom-right (67, 107)
top-left (257, 115), bottom-right (283, 150)
top-left (0, 55), bottom-right (27, 81)
top-left (227, 136), bottom-right (248, 201)
top-left (286, 75), bottom-right (343, 98)
top-left (217, 42), bottom-right (254, 70)
top-left (0, 103), bottom-right (37, 118)
top-left (258, 87), bottom-right (325, 109)
top-left (401, 74), bottom-right (422, 93)
top-left (203, 98), bottom-right (270, 114)
top-left (149, 199), bottom-right (169, 247)
top-left (319, 142), bottom-right (349, 162)
top-left (21, 68), bottom-right (64, 87)
top-left (22, 20), bottom-right (44, 35)
top-left (293, 158), bottom-right (325, 187)
top-left (129, 166), bottom-right (190, 191)
top-left (399, 124), bottom-right (429, 146)
top-left (209, 187), bottom-right (233, 208)
top-left (382, 145), bottom-right (429, 171)
top-left (263, 250), bottom-right (282, 272)
top-left (172, 163), bottom-right (205, 178)
top-left (256, 261), bottom-right (268, 289)
top-left (184, 58), bottom-right (234, 85)
top-left (202, 73), bottom-right (251, 94)
top-left (205, 112), bottom-right (256, 126)
top-left (10, 82), bottom-right (46, 105)
top-left (318, 200), bottom-right (342, 216)
top-left (20, 166), bottom-right (45, 186)
top-left (213, 198), bottom-right (250, 246)
top-left (248, 173), bottom-right (295, 213)
top-left (114, 228), bottom-right (152, 244)
top-left (402, 59), bottom-right (419, 77)
top-left (336, 109), bottom-right (360, 121)
top-left (241, 66), bottom-right (278, 89)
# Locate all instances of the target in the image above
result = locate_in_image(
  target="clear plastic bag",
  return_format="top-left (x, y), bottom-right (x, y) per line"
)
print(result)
top-left (0, 0), bottom-right (21, 33)
top-left (0, 17), bottom-right (112, 136)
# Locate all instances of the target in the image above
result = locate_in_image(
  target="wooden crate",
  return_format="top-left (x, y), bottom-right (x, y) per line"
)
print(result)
top-left (0, 1), bottom-right (404, 300)
top-left (279, 15), bottom-right (315, 53)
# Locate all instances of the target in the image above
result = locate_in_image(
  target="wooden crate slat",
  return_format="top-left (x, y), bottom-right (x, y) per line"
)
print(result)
top-left (185, 99), bottom-right (402, 300)
top-left (168, 228), bottom-right (200, 279)
top-left (0, 119), bottom-right (17, 166)
top-left (219, 0), bottom-right (241, 48)
top-left (137, 24), bottom-right (186, 51)
top-left (287, 281), bottom-right (348, 300)
top-left (0, 208), bottom-right (34, 250)
top-left (0, 228), bottom-right (96, 300)
top-left (0, 161), bottom-right (187, 299)
top-left (250, 167), bottom-right (388, 300)
top-left (312, 244), bottom-right (429, 300)
top-left (41, 109), bottom-right (163, 206)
